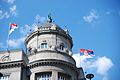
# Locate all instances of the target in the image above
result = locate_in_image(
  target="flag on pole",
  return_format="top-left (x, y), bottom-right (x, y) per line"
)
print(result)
top-left (80, 49), bottom-right (95, 58)
top-left (9, 23), bottom-right (18, 35)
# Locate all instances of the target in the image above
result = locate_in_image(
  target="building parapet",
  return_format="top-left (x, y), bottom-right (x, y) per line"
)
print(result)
top-left (0, 49), bottom-right (28, 66)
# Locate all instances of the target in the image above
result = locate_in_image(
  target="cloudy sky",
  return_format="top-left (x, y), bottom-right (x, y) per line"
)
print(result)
top-left (0, 0), bottom-right (120, 80)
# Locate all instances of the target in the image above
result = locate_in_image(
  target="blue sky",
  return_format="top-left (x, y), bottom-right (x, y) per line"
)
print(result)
top-left (0, 0), bottom-right (120, 80)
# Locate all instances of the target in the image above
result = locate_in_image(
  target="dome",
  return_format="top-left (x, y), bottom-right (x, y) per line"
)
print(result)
top-left (41, 22), bottom-right (61, 29)
top-left (42, 22), bottom-right (55, 28)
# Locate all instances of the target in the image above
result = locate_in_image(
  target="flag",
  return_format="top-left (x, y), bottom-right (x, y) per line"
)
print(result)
top-left (80, 49), bottom-right (95, 58)
top-left (9, 23), bottom-right (18, 35)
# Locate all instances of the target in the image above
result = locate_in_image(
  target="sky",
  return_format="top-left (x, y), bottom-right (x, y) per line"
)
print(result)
top-left (0, 0), bottom-right (120, 80)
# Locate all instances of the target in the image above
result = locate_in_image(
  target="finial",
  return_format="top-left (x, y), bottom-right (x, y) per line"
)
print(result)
top-left (47, 14), bottom-right (52, 23)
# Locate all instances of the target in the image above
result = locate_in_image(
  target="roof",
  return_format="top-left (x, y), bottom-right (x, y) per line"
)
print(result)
top-left (41, 22), bottom-right (61, 29)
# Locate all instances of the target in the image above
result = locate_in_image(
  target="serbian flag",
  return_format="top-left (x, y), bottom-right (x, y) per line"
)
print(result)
top-left (9, 23), bottom-right (18, 35)
top-left (80, 49), bottom-right (95, 58)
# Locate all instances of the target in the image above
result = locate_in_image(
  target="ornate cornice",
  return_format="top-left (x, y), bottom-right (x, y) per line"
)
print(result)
top-left (0, 60), bottom-right (25, 69)
top-left (28, 50), bottom-right (75, 61)
top-left (27, 50), bottom-right (76, 65)
top-left (28, 59), bottom-right (79, 74)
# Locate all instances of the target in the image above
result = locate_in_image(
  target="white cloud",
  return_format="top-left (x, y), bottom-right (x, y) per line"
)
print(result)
top-left (20, 15), bottom-right (46, 36)
top-left (0, 9), bottom-right (10, 20)
top-left (0, 10), bottom-right (4, 19)
top-left (94, 56), bottom-right (113, 76)
top-left (0, 0), bottom-right (17, 20)
top-left (34, 14), bottom-right (46, 23)
top-left (72, 53), bottom-right (95, 68)
top-left (31, 23), bottom-right (39, 31)
top-left (83, 9), bottom-right (98, 23)
top-left (72, 53), bottom-right (81, 67)
top-left (72, 53), bottom-right (114, 80)
top-left (33, 15), bottom-right (46, 31)
top-left (20, 25), bottom-right (32, 36)
top-left (4, 12), bottom-right (10, 18)
top-left (10, 5), bottom-right (17, 16)
top-left (8, 37), bottom-right (25, 48)
top-left (20, 24), bottom-right (38, 37)
top-left (3, 0), bottom-right (15, 4)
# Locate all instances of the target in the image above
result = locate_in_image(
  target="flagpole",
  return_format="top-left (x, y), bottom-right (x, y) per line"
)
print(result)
top-left (7, 34), bottom-right (10, 50)
top-left (6, 23), bottom-right (11, 61)
top-left (7, 22), bottom-right (11, 51)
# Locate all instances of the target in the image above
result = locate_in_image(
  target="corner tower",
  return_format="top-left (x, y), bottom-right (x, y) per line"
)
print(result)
top-left (25, 17), bottom-right (85, 80)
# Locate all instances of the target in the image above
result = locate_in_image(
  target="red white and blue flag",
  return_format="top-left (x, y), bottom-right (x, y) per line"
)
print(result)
top-left (80, 49), bottom-right (95, 58)
top-left (9, 23), bottom-right (18, 35)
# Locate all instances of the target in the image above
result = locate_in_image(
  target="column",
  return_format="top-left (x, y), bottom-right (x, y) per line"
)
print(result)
top-left (30, 73), bottom-right (35, 80)
top-left (52, 71), bottom-right (58, 80)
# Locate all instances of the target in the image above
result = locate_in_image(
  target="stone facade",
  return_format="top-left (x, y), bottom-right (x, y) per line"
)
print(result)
top-left (0, 21), bottom-right (86, 80)
top-left (0, 49), bottom-right (28, 80)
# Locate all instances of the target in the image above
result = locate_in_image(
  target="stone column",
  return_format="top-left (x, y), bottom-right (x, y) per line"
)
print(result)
top-left (52, 71), bottom-right (58, 80)
top-left (30, 73), bottom-right (35, 80)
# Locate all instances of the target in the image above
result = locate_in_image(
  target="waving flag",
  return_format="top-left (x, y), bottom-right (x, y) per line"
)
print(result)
top-left (80, 49), bottom-right (95, 58)
top-left (9, 23), bottom-right (18, 35)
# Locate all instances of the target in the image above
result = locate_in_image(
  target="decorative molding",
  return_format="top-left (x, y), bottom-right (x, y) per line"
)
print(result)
top-left (0, 55), bottom-right (10, 62)
top-left (0, 60), bottom-right (25, 69)
top-left (28, 59), bottom-right (78, 74)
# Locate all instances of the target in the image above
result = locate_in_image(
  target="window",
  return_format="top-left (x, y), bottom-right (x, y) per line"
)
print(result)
top-left (58, 73), bottom-right (71, 80)
top-left (60, 43), bottom-right (64, 50)
top-left (0, 75), bottom-right (9, 80)
top-left (41, 43), bottom-right (48, 49)
top-left (36, 72), bottom-right (51, 80)
top-left (58, 76), bottom-right (65, 80)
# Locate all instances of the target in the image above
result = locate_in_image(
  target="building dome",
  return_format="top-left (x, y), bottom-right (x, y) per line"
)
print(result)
top-left (24, 20), bottom-right (85, 80)
top-left (25, 22), bottom-right (74, 64)
top-left (42, 22), bottom-right (58, 28)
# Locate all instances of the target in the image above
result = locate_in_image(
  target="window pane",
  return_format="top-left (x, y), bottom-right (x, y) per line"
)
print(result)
top-left (41, 43), bottom-right (47, 49)
top-left (58, 73), bottom-right (71, 80)
top-left (0, 75), bottom-right (9, 80)
top-left (58, 76), bottom-right (65, 80)
top-left (36, 72), bottom-right (51, 80)
top-left (60, 45), bottom-right (64, 50)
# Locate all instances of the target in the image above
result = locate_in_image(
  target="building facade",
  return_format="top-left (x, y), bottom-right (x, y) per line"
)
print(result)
top-left (0, 19), bottom-right (86, 80)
